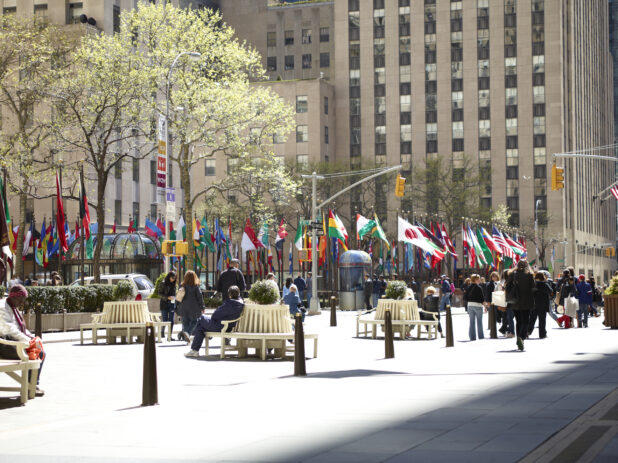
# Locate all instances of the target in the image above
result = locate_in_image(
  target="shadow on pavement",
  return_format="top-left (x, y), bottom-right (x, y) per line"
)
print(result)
top-left (0, 397), bottom-right (26, 410)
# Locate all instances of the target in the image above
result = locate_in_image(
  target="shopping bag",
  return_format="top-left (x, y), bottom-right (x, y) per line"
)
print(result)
top-left (492, 290), bottom-right (506, 307)
top-left (565, 296), bottom-right (578, 318)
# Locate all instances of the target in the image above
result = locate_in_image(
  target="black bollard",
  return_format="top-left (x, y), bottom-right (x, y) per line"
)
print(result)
top-left (35, 303), bottom-right (42, 339)
top-left (489, 305), bottom-right (497, 339)
top-left (330, 295), bottom-right (337, 327)
top-left (142, 322), bottom-right (158, 406)
top-left (384, 308), bottom-right (394, 359)
top-left (445, 305), bottom-right (454, 347)
top-left (294, 313), bottom-right (306, 376)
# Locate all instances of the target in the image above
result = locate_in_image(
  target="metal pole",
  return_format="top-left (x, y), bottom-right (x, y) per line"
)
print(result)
top-left (309, 172), bottom-right (319, 314)
top-left (80, 165), bottom-right (85, 286)
top-left (534, 199), bottom-right (540, 265)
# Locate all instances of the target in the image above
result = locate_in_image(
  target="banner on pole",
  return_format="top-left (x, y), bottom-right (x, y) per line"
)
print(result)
top-left (157, 115), bottom-right (167, 203)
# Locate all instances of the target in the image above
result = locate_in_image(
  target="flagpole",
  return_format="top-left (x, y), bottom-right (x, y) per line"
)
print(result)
top-left (57, 159), bottom-right (63, 282)
top-left (2, 168), bottom-right (7, 288)
top-left (80, 164), bottom-right (85, 286)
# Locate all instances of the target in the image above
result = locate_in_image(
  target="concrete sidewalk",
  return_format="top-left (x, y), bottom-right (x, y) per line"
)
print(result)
top-left (0, 308), bottom-right (616, 462)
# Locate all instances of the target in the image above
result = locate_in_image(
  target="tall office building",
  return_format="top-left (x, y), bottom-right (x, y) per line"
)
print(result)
top-left (222, 0), bottom-right (615, 279)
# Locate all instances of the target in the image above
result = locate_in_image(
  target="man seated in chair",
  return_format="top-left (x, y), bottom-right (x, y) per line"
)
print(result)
top-left (185, 286), bottom-right (244, 358)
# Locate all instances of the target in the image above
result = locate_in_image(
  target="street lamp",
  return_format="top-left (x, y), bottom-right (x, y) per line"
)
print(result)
top-left (164, 51), bottom-right (201, 271)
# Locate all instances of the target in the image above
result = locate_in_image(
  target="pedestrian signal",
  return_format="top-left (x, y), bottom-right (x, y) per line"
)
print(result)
top-left (161, 240), bottom-right (188, 256)
top-left (395, 174), bottom-right (406, 197)
top-left (551, 164), bottom-right (564, 191)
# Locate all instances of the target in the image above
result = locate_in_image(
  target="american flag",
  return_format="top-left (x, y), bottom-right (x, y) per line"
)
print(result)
top-left (611, 185), bottom-right (618, 201)
top-left (492, 225), bottom-right (515, 259)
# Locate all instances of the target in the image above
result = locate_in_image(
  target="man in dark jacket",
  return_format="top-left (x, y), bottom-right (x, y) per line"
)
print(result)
top-left (506, 260), bottom-right (536, 351)
top-left (293, 274), bottom-right (307, 300)
top-left (439, 275), bottom-right (452, 312)
top-left (185, 286), bottom-right (245, 357)
top-left (363, 274), bottom-right (373, 310)
top-left (216, 259), bottom-right (246, 301)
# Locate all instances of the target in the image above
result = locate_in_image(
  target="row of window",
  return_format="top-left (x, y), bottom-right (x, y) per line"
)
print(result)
top-left (266, 53), bottom-right (329, 72)
top-left (267, 27), bottom-right (330, 47)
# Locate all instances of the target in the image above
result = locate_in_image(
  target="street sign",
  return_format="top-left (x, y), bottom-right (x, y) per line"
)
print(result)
top-left (166, 187), bottom-right (175, 203)
top-left (166, 203), bottom-right (176, 222)
top-left (315, 229), bottom-right (324, 237)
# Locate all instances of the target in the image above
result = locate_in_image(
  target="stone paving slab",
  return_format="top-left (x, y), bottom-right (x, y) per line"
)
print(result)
top-left (0, 308), bottom-right (617, 462)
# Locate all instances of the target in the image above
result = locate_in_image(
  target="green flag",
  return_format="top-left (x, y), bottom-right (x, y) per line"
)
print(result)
top-left (200, 217), bottom-right (216, 252)
top-left (475, 227), bottom-right (493, 265)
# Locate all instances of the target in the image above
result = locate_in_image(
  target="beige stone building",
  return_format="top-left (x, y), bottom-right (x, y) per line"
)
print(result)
top-left (2, 0), bottom-right (616, 279)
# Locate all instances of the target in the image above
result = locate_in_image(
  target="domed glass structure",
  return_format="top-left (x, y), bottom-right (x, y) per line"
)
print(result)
top-left (338, 250), bottom-right (372, 310)
top-left (64, 233), bottom-right (163, 282)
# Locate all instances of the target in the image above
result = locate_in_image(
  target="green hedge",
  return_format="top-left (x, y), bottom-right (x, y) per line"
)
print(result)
top-left (24, 285), bottom-right (116, 314)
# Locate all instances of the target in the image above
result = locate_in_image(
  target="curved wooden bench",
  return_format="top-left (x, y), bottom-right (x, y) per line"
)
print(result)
top-left (357, 299), bottom-right (439, 340)
top-left (0, 338), bottom-right (41, 405)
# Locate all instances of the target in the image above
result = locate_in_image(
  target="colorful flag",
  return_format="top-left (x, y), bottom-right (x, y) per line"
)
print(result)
top-left (288, 242), bottom-right (293, 275)
top-left (177, 215), bottom-right (186, 241)
top-left (275, 218), bottom-right (287, 250)
top-left (358, 214), bottom-right (389, 249)
top-left (257, 222), bottom-right (269, 247)
top-left (480, 226), bottom-right (502, 254)
top-left (22, 222), bottom-right (33, 261)
top-left (111, 221), bottom-right (116, 234)
top-left (328, 210), bottom-right (348, 251)
top-left (492, 226), bottom-right (515, 259)
top-left (475, 227), bottom-right (494, 265)
top-left (241, 219), bottom-right (262, 252)
top-left (200, 217), bottom-right (216, 252)
top-left (611, 185), bottom-right (618, 201)
top-left (397, 216), bottom-right (445, 258)
top-left (145, 217), bottom-right (161, 239)
top-left (356, 214), bottom-right (370, 242)
top-left (55, 172), bottom-right (68, 254)
top-left (127, 219), bottom-right (136, 234)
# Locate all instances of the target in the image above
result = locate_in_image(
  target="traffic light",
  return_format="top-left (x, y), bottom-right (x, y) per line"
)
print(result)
top-left (551, 163), bottom-right (564, 191)
top-left (606, 247), bottom-right (616, 257)
top-left (395, 174), bottom-right (406, 197)
top-left (161, 240), bottom-right (188, 256)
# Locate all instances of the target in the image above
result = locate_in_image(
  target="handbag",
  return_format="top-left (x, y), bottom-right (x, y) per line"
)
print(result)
top-left (492, 290), bottom-right (506, 307)
top-left (176, 286), bottom-right (186, 303)
top-left (565, 296), bottom-right (578, 317)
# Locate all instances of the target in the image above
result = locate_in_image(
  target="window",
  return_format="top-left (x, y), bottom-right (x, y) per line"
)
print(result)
top-left (533, 86), bottom-right (545, 104)
top-left (505, 57), bottom-right (517, 76)
top-left (478, 90), bottom-right (490, 107)
top-left (506, 149), bottom-right (519, 166)
top-left (297, 154), bottom-right (309, 168)
top-left (302, 29), bottom-right (312, 44)
top-left (400, 125), bottom-right (411, 142)
top-left (532, 25), bottom-right (544, 43)
top-left (533, 55), bottom-right (545, 73)
top-left (273, 131), bottom-right (285, 144)
top-left (375, 97), bottom-right (386, 115)
top-left (284, 55), bottom-right (294, 70)
top-left (2, 7), bottom-right (16, 15)
top-left (267, 57), bottom-right (276, 72)
top-left (132, 158), bottom-right (139, 182)
top-left (296, 125), bottom-right (308, 143)
top-left (320, 53), bottom-right (330, 68)
top-left (349, 11), bottom-right (360, 28)
top-left (34, 4), bottom-right (48, 19)
top-left (374, 67), bottom-right (385, 84)
top-left (426, 123), bottom-right (437, 141)
top-left (349, 69), bottom-right (360, 86)
top-left (324, 97), bottom-right (329, 115)
top-left (452, 121), bottom-right (463, 139)
top-left (350, 127), bottom-right (361, 145)
top-left (373, 38), bottom-right (385, 56)
top-left (479, 120), bottom-right (490, 137)
top-left (302, 54), bottom-right (312, 69)
top-left (115, 200), bottom-right (122, 226)
top-left (296, 95), bottom-right (308, 113)
top-left (534, 147), bottom-right (546, 165)
top-left (150, 205), bottom-right (157, 222)
top-left (324, 126), bottom-right (329, 144)
top-left (478, 60), bottom-right (489, 77)
top-left (506, 118), bottom-right (518, 136)
top-left (249, 127), bottom-right (261, 144)
top-left (285, 30), bottom-right (294, 46)
top-left (350, 98), bottom-right (361, 116)
top-left (400, 65), bottom-right (411, 83)
top-left (452, 91), bottom-right (463, 110)
top-left (534, 178), bottom-right (546, 196)
top-left (149, 160), bottom-right (156, 185)
top-left (506, 88), bottom-right (518, 106)
top-left (400, 95), bottom-right (411, 113)
top-left (506, 180), bottom-right (519, 198)
top-left (267, 32), bottom-right (276, 47)
top-left (375, 126), bottom-right (386, 144)
top-left (227, 157), bottom-right (238, 174)
top-left (533, 116), bottom-right (546, 134)
top-left (349, 0), bottom-right (360, 11)
top-left (451, 62), bottom-right (463, 79)
top-left (400, 37), bottom-right (411, 53)
top-left (205, 159), bottom-right (215, 176)
top-left (113, 5), bottom-right (120, 33)
top-left (320, 27), bottom-right (330, 42)
top-left (374, 9), bottom-right (385, 27)
top-left (425, 63), bottom-right (437, 81)
top-left (114, 160), bottom-right (122, 179)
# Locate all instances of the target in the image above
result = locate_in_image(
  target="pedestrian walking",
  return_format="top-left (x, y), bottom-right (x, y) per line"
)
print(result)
top-left (505, 260), bottom-right (536, 351)
top-left (484, 271), bottom-right (500, 328)
top-left (439, 274), bottom-right (453, 312)
top-left (529, 272), bottom-right (552, 338)
top-left (177, 270), bottom-right (204, 343)
top-left (372, 274), bottom-right (381, 307)
top-left (216, 258), bottom-right (246, 301)
top-left (158, 271), bottom-right (177, 340)
top-left (305, 272), bottom-right (313, 308)
top-left (461, 277), bottom-right (471, 311)
top-left (293, 274), bottom-right (306, 300)
top-left (363, 274), bottom-right (373, 310)
top-left (282, 277), bottom-right (293, 298)
top-left (464, 274), bottom-right (485, 341)
top-left (576, 274), bottom-right (593, 328)
top-left (498, 270), bottom-right (515, 338)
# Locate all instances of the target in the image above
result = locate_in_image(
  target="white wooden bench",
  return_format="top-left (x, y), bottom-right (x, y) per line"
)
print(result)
top-left (80, 301), bottom-right (170, 345)
top-left (202, 302), bottom-right (318, 360)
top-left (0, 338), bottom-right (41, 405)
top-left (357, 299), bottom-right (439, 340)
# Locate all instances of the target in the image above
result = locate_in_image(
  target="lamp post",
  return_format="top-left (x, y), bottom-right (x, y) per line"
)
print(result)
top-left (534, 199), bottom-right (541, 266)
top-left (164, 51), bottom-right (201, 272)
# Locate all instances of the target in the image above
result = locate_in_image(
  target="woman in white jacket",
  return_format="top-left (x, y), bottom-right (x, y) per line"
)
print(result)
top-left (0, 284), bottom-right (45, 396)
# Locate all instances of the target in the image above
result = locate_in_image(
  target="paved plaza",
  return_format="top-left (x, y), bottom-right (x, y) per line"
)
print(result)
top-left (0, 307), bottom-right (617, 463)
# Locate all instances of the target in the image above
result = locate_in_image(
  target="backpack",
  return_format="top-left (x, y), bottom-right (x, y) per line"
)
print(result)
top-left (176, 286), bottom-right (186, 303)
top-left (450, 282), bottom-right (456, 293)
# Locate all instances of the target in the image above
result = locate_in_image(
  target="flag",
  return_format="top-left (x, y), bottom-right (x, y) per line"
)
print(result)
top-left (294, 220), bottom-right (304, 250)
top-left (66, 221), bottom-right (74, 246)
top-left (241, 219), bottom-right (262, 252)
top-left (75, 220), bottom-right (80, 240)
top-left (480, 226), bottom-right (502, 254)
top-left (356, 214), bottom-right (370, 242)
top-left (145, 217), bottom-right (161, 239)
top-left (111, 221), bottom-right (116, 234)
top-left (127, 219), bottom-right (136, 234)
top-left (199, 217), bottom-right (216, 252)
top-left (318, 235), bottom-right (327, 267)
top-left (611, 185), bottom-right (618, 201)
top-left (0, 177), bottom-right (12, 268)
top-left (177, 215), bottom-right (186, 241)
top-left (22, 222), bottom-right (33, 261)
top-left (475, 227), bottom-right (494, 265)
top-left (358, 214), bottom-right (390, 249)
top-left (462, 225), bottom-right (475, 267)
top-left (79, 168), bottom-right (93, 258)
top-left (504, 232), bottom-right (526, 259)
top-left (468, 226), bottom-right (487, 267)
top-left (55, 172), bottom-right (68, 254)
top-left (275, 218), bottom-right (287, 250)
top-left (492, 226), bottom-right (515, 259)
top-left (397, 216), bottom-right (445, 258)
top-left (288, 242), bottom-right (293, 275)
top-left (257, 222), bottom-right (269, 247)
top-left (328, 210), bottom-right (348, 251)
top-left (267, 245), bottom-right (274, 272)
top-left (169, 221), bottom-right (176, 240)
top-left (440, 224), bottom-right (457, 257)
top-left (156, 218), bottom-right (165, 236)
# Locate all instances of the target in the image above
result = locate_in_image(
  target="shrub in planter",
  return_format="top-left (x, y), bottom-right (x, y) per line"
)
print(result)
top-left (112, 280), bottom-right (136, 301)
top-left (385, 280), bottom-right (408, 300)
top-left (203, 297), bottom-right (223, 308)
top-left (23, 285), bottom-right (115, 314)
top-left (150, 273), bottom-right (168, 299)
top-left (604, 275), bottom-right (618, 295)
top-left (248, 280), bottom-right (279, 305)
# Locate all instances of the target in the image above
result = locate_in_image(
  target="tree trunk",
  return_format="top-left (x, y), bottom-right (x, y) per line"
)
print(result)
top-left (92, 170), bottom-right (107, 283)
top-left (180, 144), bottom-right (195, 271)
top-left (15, 191), bottom-right (27, 280)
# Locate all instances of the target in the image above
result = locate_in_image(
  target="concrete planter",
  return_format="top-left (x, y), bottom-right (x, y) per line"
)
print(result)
top-left (147, 298), bottom-right (161, 313)
top-left (24, 312), bottom-right (96, 333)
top-left (602, 294), bottom-right (618, 328)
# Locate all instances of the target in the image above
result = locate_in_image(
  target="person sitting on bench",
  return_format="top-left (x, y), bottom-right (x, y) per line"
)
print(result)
top-left (185, 286), bottom-right (244, 358)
